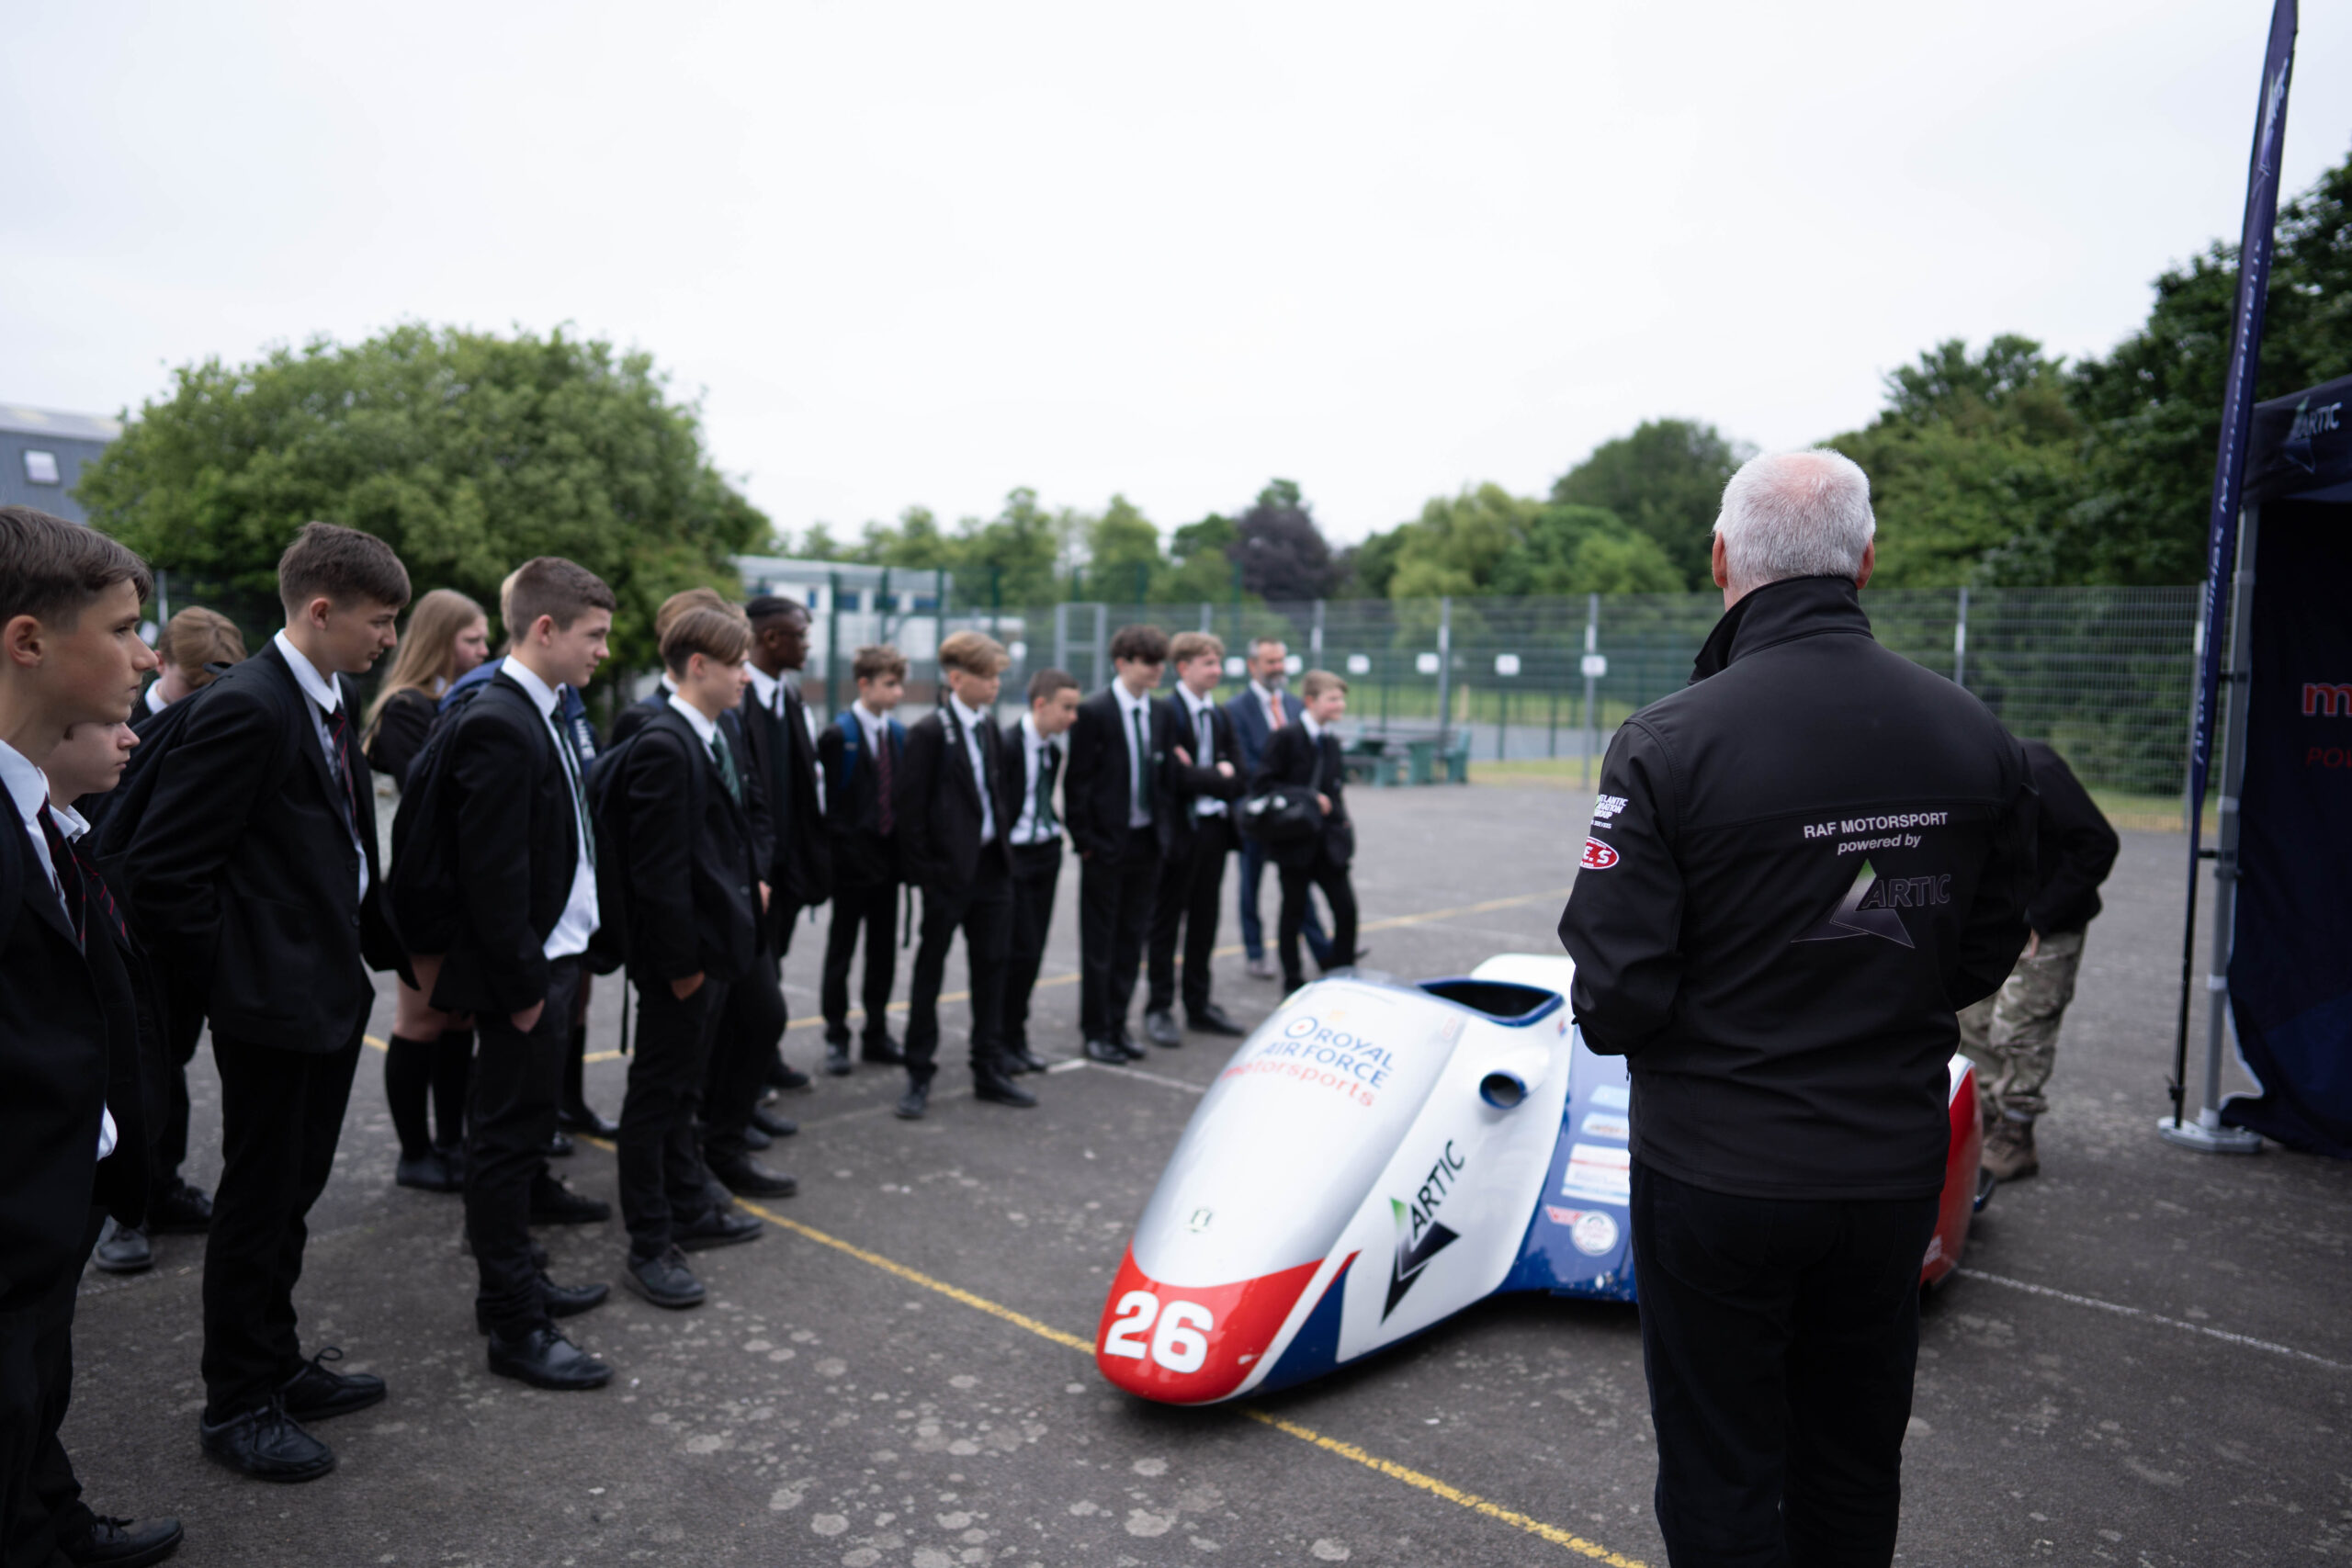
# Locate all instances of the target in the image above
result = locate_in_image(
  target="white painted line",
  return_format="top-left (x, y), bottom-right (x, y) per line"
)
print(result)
top-left (1955, 1268), bottom-right (2347, 1371)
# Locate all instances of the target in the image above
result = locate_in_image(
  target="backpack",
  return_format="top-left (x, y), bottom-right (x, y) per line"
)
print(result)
top-left (830, 708), bottom-right (904, 807)
top-left (385, 679), bottom-right (491, 955)
top-left (582, 709), bottom-right (716, 975)
top-left (93, 662), bottom-right (304, 869)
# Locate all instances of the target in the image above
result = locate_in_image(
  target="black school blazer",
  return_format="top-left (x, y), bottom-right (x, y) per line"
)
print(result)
top-left (1252, 723), bottom-right (1352, 871)
top-left (613, 709), bottom-right (763, 986)
top-left (118, 643), bottom-right (399, 1051)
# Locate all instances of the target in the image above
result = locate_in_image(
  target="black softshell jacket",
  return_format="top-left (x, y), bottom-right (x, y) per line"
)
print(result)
top-left (1557, 576), bottom-right (2037, 1201)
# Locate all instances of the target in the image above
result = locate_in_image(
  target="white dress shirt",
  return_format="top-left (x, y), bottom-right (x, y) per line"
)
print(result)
top-left (143, 682), bottom-right (168, 717)
top-left (1009, 712), bottom-right (1061, 846)
top-left (666, 692), bottom-right (718, 747)
top-left (505, 659), bottom-right (600, 961)
top-left (1178, 686), bottom-right (1226, 818)
top-left (273, 629), bottom-right (369, 900)
top-left (851, 699), bottom-right (890, 752)
top-left (1114, 681), bottom-right (1156, 829)
top-left (3, 744), bottom-right (118, 1160)
top-left (947, 692), bottom-right (998, 844)
top-left (1250, 679), bottom-right (1289, 734)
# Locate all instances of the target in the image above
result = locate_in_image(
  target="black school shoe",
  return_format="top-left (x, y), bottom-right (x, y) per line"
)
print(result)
top-left (149, 1179), bottom-right (213, 1235)
top-left (556, 1102), bottom-right (620, 1138)
top-left (395, 1149), bottom-right (463, 1193)
top-left (621, 1247), bottom-right (707, 1310)
top-left (973, 1070), bottom-right (1038, 1109)
top-left (59, 1512), bottom-right (184, 1567)
top-left (708, 1153), bottom-right (798, 1199)
top-left (673, 1206), bottom-right (763, 1251)
top-left (766, 1061), bottom-right (814, 1093)
top-left (474, 1274), bottom-right (610, 1335)
top-left (751, 1106), bottom-right (797, 1138)
top-left (91, 1220), bottom-right (153, 1275)
top-left (895, 1080), bottom-right (930, 1120)
top-left (527, 1173), bottom-right (611, 1224)
top-left (860, 1034), bottom-right (907, 1066)
top-left (1189, 1004), bottom-right (1246, 1037)
top-left (485, 1326), bottom-right (612, 1391)
top-left (279, 1348), bottom-right (385, 1423)
top-left (198, 1400), bottom-right (334, 1483)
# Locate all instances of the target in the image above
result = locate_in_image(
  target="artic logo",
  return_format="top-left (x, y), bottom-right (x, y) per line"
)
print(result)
top-left (1384, 1141), bottom-right (1466, 1319)
top-left (1793, 858), bottom-right (1948, 949)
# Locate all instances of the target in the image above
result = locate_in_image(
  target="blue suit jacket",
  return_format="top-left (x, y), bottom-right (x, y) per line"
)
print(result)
top-left (1223, 685), bottom-right (1306, 773)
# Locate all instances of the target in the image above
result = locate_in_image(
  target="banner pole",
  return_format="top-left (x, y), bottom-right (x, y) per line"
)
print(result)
top-left (2158, 0), bottom-right (2296, 1153)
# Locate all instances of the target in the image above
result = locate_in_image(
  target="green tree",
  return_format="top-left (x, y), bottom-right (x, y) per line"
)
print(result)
top-left (2057, 149), bottom-right (2352, 584)
top-left (1826, 336), bottom-right (2088, 588)
top-left (1160, 512), bottom-right (1239, 604)
top-left (1382, 485), bottom-right (1682, 599)
top-left (1549, 418), bottom-right (1752, 586)
top-left (1086, 493), bottom-right (1166, 604)
top-left (78, 324), bottom-right (765, 670)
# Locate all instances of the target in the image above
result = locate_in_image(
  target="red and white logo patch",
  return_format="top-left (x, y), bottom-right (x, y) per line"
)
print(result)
top-left (1579, 837), bottom-right (1619, 870)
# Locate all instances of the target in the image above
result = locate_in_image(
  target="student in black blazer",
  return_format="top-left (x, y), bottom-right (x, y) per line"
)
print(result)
top-left (1145, 632), bottom-right (1248, 1044)
top-left (998, 669), bottom-right (1080, 1075)
top-left (1252, 670), bottom-right (1362, 994)
top-left (0, 508), bottom-right (181, 1564)
top-left (608, 590), bottom-right (793, 1187)
top-left (411, 557), bottom-right (618, 1395)
top-left (741, 597), bottom-right (831, 953)
top-left (1062, 625), bottom-right (1178, 1063)
top-left (817, 645), bottom-right (909, 1075)
top-left (119, 523), bottom-right (412, 1484)
top-left (1225, 635), bottom-right (1330, 976)
top-left (891, 631), bottom-right (1035, 1120)
top-left (606, 605), bottom-right (772, 1310)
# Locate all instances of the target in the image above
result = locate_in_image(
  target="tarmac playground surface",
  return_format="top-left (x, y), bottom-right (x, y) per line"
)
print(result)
top-left (67, 784), bottom-right (2352, 1566)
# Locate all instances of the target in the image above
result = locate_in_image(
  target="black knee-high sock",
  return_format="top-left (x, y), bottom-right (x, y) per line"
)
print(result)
top-left (433, 1029), bottom-right (475, 1150)
top-left (385, 1034), bottom-right (436, 1160)
top-left (562, 1020), bottom-right (590, 1116)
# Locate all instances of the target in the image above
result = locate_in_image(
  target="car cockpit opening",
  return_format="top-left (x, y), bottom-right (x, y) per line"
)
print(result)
top-left (1416, 977), bottom-right (1562, 1026)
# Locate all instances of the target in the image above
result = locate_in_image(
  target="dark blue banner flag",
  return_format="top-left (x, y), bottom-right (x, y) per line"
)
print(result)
top-left (2173, 0), bottom-right (2299, 1122)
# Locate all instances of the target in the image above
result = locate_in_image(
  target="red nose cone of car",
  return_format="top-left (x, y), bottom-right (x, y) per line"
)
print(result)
top-left (1094, 1248), bottom-right (1326, 1404)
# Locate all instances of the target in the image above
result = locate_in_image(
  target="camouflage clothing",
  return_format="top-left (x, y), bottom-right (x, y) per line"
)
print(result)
top-left (1956, 929), bottom-right (2085, 1121)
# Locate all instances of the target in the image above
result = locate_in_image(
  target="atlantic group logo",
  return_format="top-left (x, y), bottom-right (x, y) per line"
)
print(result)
top-left (1385, 1141), bottom-right (1466, 1319)
top-left (1794, 859), bottom-right (1950, 949)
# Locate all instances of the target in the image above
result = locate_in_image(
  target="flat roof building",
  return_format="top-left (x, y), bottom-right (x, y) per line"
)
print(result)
top-left (0, 403), bottom-right (122, 525)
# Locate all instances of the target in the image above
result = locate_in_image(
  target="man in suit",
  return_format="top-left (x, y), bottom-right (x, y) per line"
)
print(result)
top-left (999, 669), bottom-right (1080, 1076)
top-left (1144, 632), bottom-right (1246, 1046)
top-left (1064, 625), bottom-right (1176, 1063)
top-left (605, 604), bottom-right (771, 1309)
top-left (1225, 637), bottom-right (1329, 979)
top-left (416, 557), bottom-right (618, 1393)
top-left (816, 645), bottom-right (908, 1076)
top-left (740, 597), bottom-right (831, 1085)
top-left (89, 605), bottom-right (246, 1278)
top-left (0, 506), bottom-right (182, 1564)
top-left (1253, 670), bottom-right (1361, 994)
top-left (892, 630), bottom-right (1035, 1120)
top-left (119, 523), bottom-right (412, 1482)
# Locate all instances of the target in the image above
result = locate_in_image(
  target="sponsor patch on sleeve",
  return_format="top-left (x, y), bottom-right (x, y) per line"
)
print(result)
top-left (1579, 838), bottom-right (1619, 871)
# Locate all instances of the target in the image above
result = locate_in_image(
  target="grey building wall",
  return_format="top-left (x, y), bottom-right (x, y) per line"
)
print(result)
top-left (0, 405), bottom-right (123, 525)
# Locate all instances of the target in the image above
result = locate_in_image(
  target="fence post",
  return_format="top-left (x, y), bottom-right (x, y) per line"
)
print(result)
top-left (1435, 597), bottom-right (1453, 746)
top-left (1311, 599), bottom-right (1325, 665)
top-left (1199, 601), bottom-right (1212, 634)
top-left (825, 571), bottom-right (842, 718)
top-left (1581, 592), bottom-right (1600, 789)
top-left (1953, 584), bottom-right (1970, 689)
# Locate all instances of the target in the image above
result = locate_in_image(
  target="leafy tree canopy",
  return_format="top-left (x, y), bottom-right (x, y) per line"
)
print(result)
top-left (1377, 484), bottom-right (1684, 600)
top-left (78, 323), bottom-right (765, 670)
top-left (1548, 418), bottom-right (1752, 587)
top-left (1233, 479), bottom-right (1336, 603)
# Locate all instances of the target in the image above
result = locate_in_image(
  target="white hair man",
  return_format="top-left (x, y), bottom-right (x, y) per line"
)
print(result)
top-left (1558, 449), bottom-right (2037, 1564)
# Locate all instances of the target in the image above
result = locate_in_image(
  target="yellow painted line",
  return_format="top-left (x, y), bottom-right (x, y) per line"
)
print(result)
top-left (716, 1192), bottom-right (1644, 1565)
top-left (1239, 1409), bottom-right (1646, 1565)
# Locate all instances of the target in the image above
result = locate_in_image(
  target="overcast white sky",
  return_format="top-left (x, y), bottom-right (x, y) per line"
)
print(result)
top-left (6, 2), bottom-right (2346, 546)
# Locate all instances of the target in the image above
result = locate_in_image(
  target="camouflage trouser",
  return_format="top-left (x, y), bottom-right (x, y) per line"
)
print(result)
top-left (1957, 929), bottom-right (2086, 1122)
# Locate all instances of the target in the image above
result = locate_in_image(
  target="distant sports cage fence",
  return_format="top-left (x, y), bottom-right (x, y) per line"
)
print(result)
top-left (809, 584), bottom-right (2206, 805)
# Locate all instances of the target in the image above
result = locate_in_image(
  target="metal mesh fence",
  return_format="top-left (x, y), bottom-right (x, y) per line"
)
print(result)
top-left (818, 585), bottom-right (2203, 802)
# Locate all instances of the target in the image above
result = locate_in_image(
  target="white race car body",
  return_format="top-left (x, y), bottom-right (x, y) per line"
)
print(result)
top-left (1096, 954), bottom-right (1983, 1405)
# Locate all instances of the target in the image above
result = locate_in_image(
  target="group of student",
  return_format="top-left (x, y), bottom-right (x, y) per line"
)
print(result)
top-left (0, 502), bottom-right (1369, 1568)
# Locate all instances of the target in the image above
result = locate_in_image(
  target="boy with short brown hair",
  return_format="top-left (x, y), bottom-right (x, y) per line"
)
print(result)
top-left (816, 644), bottom-right (910, 1075)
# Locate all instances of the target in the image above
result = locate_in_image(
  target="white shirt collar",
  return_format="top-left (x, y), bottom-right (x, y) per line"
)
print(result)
top-left (745, 664), bottom-right (783, 712)
top-left (853, 700), bottom-right (888, 732)
top-left (503, 656), bottom-right (563, 720)
top-left (1180, 684), bottom-right (1217, 719)
top-left (658, 673), bottom-right (679, 694)
top-left (1021, 711), bottom-right (1052, 751)
top-left (47, 800), bottom-right (90, 841)
top-left (666, 693), bottom-right (718, 746)
top-left (1302, 712), bottom-right (1327, 741)
top-left (0, 739), bottom-right (49, 836)
top-left (1114, 681), bottom-right (1153, 718)
top-left (272, 629), bottom-right (342, 714)
top-left (948, 691), bottom-right (989, 732)
top-left (143, 682), bottom-right (169, 716)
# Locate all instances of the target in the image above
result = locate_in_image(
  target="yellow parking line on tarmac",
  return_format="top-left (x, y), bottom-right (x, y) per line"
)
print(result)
top-left (726, 1194), bottom-right (1645, 1566)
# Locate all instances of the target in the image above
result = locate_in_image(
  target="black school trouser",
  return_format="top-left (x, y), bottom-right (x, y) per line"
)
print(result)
top-left (465, 959), bottom-right (582, 1338)
top-left (1148, 817), bottom-right (1232, 1018)
top-left (0, 1208), bottom-right (104, 1568)
top-left (1276, 845), bottom-right (1357, 991)
top-left (201, 1020), bottom-right (367, 1421)
top-left (153, 970), bottom-right (207, 1202)
top-left (702, 957), bottom-right (782, 1165)
top-left (1078, 826), bottom-right (1159, 1041)
top-left (1630, 1161), bottom-right (1941, 1568)
top-left (904, 856), bottom-right (1012, 1084)
top-left (821, 879), bottom-right (899, 1045)
top-left (1004, 841), bottom-right (1062, 1052)
top-left (620, 977), bottom-right (730, 1258)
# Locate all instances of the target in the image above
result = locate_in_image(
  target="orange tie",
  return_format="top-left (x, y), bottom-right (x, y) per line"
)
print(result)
top-left (1267, 693), bottom-right (1285, 730)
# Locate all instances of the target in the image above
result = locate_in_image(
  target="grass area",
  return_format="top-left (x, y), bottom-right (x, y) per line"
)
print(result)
top-left (1464, 760), bottom-right (2215, 835)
